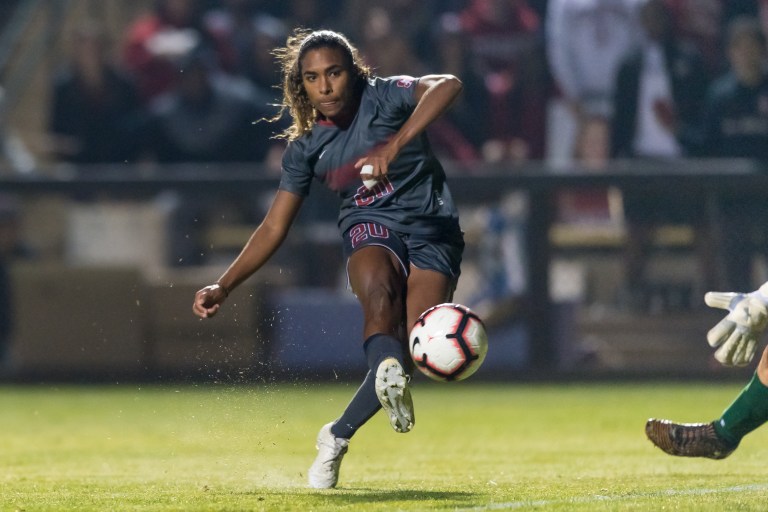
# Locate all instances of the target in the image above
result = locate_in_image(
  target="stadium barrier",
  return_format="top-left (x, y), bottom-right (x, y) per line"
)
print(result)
top-left (1, 159), bottom-right (766, 381)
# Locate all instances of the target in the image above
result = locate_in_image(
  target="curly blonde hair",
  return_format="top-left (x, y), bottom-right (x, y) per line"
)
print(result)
top-left (271, 29), bottom-right (371, 140)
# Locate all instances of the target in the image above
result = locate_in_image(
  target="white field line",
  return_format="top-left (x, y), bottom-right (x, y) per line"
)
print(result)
top-left (453, 483), bottom-right (768, 511)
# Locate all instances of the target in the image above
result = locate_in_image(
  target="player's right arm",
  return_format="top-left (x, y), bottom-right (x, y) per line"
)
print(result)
top-left (356, 74), bottom-right (462, 181)
top-left (705, 281), bottom-right (768, 366)
top-left (193, 189), bottom-right (304, 318)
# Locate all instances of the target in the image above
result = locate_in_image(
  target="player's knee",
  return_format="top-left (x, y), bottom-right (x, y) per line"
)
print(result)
top-left (359, 280), bottom-right (403, 319)
top-left (367, 281), bottom-right (402, 311)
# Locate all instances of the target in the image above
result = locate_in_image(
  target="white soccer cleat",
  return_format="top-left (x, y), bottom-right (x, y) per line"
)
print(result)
top-left (308, 422), bottom-right (349, 489)
top-left (375, 357), bottom-right (415, 433)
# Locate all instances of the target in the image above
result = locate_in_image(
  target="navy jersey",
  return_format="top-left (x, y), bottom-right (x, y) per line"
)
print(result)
top-left (279, 76), bottom-right (461, 240)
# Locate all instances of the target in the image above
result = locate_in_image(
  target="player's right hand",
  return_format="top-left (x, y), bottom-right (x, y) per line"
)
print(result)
top-left (192, 284), bottom-right (228, 319)
top-left (705, 284), bottom-right (768, 367)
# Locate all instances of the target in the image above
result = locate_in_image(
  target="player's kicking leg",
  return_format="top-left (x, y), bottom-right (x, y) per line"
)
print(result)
top-left (375, 356), bottom-right (414, 433)
top-left (347, 242), bottom-right (415, 434)
top-left (645, 419), bottom-right (738, 459)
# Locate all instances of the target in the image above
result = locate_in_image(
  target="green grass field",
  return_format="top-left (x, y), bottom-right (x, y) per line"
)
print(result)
top-left (1, 381), bottom-right (767, 511)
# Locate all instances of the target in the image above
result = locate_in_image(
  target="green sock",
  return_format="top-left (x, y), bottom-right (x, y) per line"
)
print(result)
top-left (714, 373), bottom-right (768, 446)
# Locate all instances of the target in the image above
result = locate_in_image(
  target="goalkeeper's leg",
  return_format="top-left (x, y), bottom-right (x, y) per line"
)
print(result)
top-left (715, 347), bottom-right (768, 445)
top-left (646, 347), bottom-right (768, 458)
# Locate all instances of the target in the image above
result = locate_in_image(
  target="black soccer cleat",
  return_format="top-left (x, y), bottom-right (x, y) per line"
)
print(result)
top-left (645, 418), bottom-right (738, 460)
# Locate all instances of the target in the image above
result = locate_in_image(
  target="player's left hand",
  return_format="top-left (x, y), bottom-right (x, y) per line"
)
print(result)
top-left (705, 285), bottom-right (768, 366)
top-left (192, 283), bottom-right (228, 319)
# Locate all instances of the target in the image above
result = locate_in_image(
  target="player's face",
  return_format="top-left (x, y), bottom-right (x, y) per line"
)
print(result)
top-left (300, 46), bottom-right (356, 121)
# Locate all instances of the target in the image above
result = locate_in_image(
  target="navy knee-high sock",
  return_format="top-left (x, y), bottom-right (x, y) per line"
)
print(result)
top-left (364, 333), bottom-right (406, 370)
top-left (330, 334), bottom-right (405, 439)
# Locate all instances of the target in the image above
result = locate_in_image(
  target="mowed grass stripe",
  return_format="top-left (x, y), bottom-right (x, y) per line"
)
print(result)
top-left (455, 483), bottom-right (768, 511)
top-left (1, 382), bottom-right (766, 511)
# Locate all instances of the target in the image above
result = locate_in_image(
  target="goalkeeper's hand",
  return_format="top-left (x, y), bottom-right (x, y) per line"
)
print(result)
top-left (705, 282), bottom-right (768, 366)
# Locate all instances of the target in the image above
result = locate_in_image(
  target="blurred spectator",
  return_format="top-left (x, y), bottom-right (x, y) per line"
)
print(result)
top-left (242, 14), bottom-right (287, 101)
top-left (341, 0), bottom-right (442, 66)
top-left (203, 1), bottom-right (287, 99)
top-left (611, 0), bottom-right (713, 309)
top-left (545, 0), bottom-right (643, 268)
top-left (664, 0), bottom-right (766, 76)
top-left (47, 21), bottom-right (142, 164)
top-left (612, 0), bottom-right (710, 160)
top-left (448, 0), bottom-right (548, 163)
top-left (278, 0), bottom-right (340, 32)
top-left (663, 0), bottom-right (723, 75)
top-left (697, 17), bottom-right (768, 290)
top-left (122, 0), bottom-right (237, 104)
top-left (356, 7), bottom-right (426, 77)
top-left (140, 45), bottom-right (285, 265)
top-left (546, 0), bottom-right (643, 167)
top-left (203, 0), bottom-right (262, 65)
top-left (141, 46), bottom-right (279, 163)
top-left (697, 17), bottom-right (768, 161)
top-left (430, 14), bottom-right (490, 164)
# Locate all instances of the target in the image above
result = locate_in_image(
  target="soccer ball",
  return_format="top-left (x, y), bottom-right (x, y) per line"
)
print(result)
top-left (409, 303), bottom-right (488, 382)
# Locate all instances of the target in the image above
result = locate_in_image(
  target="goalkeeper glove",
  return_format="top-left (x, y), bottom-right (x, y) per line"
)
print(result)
top-left (705, 282), bottom-right (768, 367)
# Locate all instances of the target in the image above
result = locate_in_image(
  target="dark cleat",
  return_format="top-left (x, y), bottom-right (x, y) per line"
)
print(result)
top-left (645, 419), bottom-right (738, 459)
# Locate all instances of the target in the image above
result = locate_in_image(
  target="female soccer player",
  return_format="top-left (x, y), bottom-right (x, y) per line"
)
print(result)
top-left (192, 29), bottom-right (464, 488)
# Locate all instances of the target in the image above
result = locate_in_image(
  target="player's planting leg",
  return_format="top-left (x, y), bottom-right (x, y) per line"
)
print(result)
top-left (308, 422), bottom-right (349, 489)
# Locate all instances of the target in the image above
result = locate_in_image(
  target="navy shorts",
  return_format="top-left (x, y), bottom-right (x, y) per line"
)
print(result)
top-left (342, 222), bottom-right (464, 283)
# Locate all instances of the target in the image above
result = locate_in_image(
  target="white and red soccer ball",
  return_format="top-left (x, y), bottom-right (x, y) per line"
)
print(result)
top-left (409, 303), bottom-right (488, 382)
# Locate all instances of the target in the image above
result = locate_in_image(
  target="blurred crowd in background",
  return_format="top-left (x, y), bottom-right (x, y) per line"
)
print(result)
top-left (5, 0), bottom-right (768, 288)
top-left (0, 0), bottom-right (768, 376)
top-left (41, 0), bottom-right (768, 170)
top-left (3, 0), bottom-right (768, 370)
top-left (8, 0), bottom-right (768, 296)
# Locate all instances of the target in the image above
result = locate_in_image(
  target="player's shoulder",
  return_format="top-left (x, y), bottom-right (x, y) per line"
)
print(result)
top-left (367, 75), bottom-right (419, 91)
top-left (364, 75), bottom-right (420, 107)
top-left (285, 131), bottom-right (318, 155)
top-left (283, 136), bottom-right (312, 167)
top-left (284, 126), bottom-right (335, 164)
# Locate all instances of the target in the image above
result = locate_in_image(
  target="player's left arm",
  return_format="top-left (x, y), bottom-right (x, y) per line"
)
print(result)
top-left (356, 74), bottom-right (463, 179)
